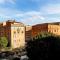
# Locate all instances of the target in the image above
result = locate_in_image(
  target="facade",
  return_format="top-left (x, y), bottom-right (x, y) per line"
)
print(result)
top-left (0, 20), bottom-right (25, 48)
top-left (1, 20), bottom-right (60, 48)
top-left (32, 22), bottom-right (60, 37)
top-left (25, 25), bottom-right (32, 42)
top-left (32, 23), bottom-right (48, 37)
top-left (48, 24), bottom-right (60, 35)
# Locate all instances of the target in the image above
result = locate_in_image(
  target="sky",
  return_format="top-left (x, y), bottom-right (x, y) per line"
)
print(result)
top-left (0, 0), bottom-right (60, 25)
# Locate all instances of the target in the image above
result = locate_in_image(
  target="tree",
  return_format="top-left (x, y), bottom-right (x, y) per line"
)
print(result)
top-left (0, 37), bottom-right (8, 48)
top-left (32, 32), bottom-right (53, 40)
top-left (26, 32), bottom-right (60, 60)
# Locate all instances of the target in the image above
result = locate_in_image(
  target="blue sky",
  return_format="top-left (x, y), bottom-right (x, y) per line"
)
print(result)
top-left (0, 0), bottom-right (60, 25)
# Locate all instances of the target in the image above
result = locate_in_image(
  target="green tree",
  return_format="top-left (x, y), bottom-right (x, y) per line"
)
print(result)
top-left (32, 32), bottom-right (53, 40)
top-left (0, 37), bottom-right (8, 48)
top-left (26, 32), bottom-right (60, 60)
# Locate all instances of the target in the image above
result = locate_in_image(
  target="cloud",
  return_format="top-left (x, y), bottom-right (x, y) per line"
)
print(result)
top-left (0, 7), bottom-right (45, 25)
top-left (21, 15), bottom-right (45, 25)
top-left (0, 0), bottom-right (16, 4)
top-left (44, 17), bottom-right (60, 23)
top-left (15, 11), bottom-right (45, 25)
top-left (0, 7), bottom-right (20, 22)
top-left (16, 11), bottom-right (42, 18)
top-left (34, 3), bottom-right (60, 24)
top-left (7, 0), bottom-right (16, 4)
top-left (1, 3), bottom-right (60, 25)
top-left (31, 0), bottom-right (40, 2)
top-left (0, 0), bottom-right (5, 3)
top-left (41, 4), bottom-right (60, 14)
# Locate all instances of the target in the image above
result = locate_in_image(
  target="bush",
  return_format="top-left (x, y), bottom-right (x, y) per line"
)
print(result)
top-left (26, 33), bottom-right (60, 60)
top-left (0, 37), bottom-right (8, 48)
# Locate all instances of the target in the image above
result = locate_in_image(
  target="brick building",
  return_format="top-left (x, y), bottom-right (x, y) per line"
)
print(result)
top-left (1, 20), bottom-right (60, 48)
top-left (25, 25), bottom-right (32, 42)
top-left (0, 20), bottom-right (25, 48)
top-left (32, 22), bottom-right (60, 37)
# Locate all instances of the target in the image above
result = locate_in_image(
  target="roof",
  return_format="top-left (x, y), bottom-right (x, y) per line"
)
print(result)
top-left (32, 22), bottom-right (60, 27)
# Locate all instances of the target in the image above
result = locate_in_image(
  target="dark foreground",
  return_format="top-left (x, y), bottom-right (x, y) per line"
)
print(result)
top-left (0, 51), bottom-right (28, 60)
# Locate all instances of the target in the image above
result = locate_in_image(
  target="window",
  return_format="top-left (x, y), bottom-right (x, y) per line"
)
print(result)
top-left (14, 31), bottom-right (16, 34)
top-left (14, 40), bottom-right (16, 42)
top-left (17, 28), bottom-right (20, 33)
top-left (48, 30), bottom-right (51, 32)
top-left (19, 39), bottom-right (20, 42)
top-left (51, 30), bottom-right (53, 33)
top-left (54, 29), bottom-right (56, 32)
top-left (13, 31), bottom-right (16, 38)
top-left (22, 31), bottom-right (24, 33)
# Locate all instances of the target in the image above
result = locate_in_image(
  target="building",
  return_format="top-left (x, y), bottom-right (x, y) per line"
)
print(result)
top-left (0, 20), bottom-right (25, 48)
top-left (25, 25), bottom-right (32, 42)
top-left (32, 22), bottom-right (60, 37)
top-left (1, 20), bottom-right (60, 48)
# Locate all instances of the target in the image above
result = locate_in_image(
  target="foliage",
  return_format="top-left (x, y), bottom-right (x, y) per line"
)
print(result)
top-left (32, 32), bottom-right (54, 40)
top-left (0, 37), bottom-right (8, 48)
top-left (26, 32), bottom-right (60, 60)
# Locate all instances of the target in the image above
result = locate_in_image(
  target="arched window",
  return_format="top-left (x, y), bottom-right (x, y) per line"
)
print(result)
top-left (22, 31), bottom-right (24, 33)
top-left (17, 28), bottom-right (20, 33)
